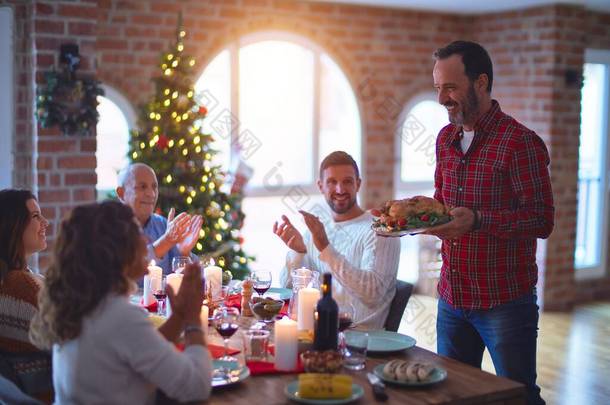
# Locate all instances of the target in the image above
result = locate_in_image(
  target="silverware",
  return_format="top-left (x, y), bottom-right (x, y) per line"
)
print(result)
top-left (367, 372), bottom-right (388, 401)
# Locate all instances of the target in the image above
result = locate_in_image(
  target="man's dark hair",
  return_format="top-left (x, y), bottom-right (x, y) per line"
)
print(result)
top-left (434, 41), bottom-right (493, 93)
top-left (319, 151), bottom-right (360, 180)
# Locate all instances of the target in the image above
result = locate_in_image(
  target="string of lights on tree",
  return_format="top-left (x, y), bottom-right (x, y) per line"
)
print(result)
top-left (128, 17), bottom-right (253, 280)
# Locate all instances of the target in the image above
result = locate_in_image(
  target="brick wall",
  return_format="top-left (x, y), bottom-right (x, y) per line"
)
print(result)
top-left (95, 0), bottom-right (466, 206)
top-left (28, 0), bottom-right (99, 269)
top-left (8, 0), bottom-right (610, 307)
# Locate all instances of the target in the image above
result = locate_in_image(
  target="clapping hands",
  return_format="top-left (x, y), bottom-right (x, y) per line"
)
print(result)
top-left (273, 211), bottom-right (330, 253)
top-left (273, 215), bottom-right (307, 253)
top-left (164, 208), bottom-right (203, 255)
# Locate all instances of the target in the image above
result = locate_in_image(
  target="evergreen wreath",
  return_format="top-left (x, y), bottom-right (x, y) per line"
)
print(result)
top-left (36, 44), bottom-right (104, 136)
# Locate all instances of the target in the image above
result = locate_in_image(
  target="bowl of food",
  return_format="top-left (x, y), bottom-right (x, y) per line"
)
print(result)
top-left (250, 297), bottom-right (284, 323)
top-left (300, 350), bottom-right (343, 373)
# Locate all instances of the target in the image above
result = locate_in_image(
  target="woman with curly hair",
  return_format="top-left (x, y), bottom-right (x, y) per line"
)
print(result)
top-left (0, 189), bottom-right (52, 400)
top-left (30, 200), bottom-right (211, 404)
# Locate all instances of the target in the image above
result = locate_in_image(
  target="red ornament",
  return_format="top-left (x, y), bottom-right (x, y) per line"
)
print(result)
top-left (198, 106), bottom-right (208, 116)
top-left (157, 134), bottom-right (169, 149)
top-left (238, 236), bottom-right (244, 244)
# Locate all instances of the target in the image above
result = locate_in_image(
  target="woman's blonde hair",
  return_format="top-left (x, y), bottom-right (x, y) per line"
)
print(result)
top-left (30, 201), bottom-right (142, 349)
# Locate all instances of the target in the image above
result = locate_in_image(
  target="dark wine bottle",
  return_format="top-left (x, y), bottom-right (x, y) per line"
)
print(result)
top-left (313, 273), bottom-right (339, 351)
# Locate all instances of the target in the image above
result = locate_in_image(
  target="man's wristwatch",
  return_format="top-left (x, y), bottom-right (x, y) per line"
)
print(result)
top-left (184, 324), bottom-right (204, 335)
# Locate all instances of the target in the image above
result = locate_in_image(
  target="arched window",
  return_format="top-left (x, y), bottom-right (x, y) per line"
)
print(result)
top-left (395, 94), bottom-right (448, 284)
top-left (196, 32), bottom-right (362, 281)
top-left (96, 86), bottom-right (136, 198)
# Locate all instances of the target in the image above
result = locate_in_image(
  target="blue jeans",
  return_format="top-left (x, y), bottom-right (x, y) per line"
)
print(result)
top-left (437, 293), bottom-right (544, 405)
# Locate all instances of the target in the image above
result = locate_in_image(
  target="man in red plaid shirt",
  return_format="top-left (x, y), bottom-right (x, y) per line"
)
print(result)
top-left (425, 41), bottom-right (554, 405)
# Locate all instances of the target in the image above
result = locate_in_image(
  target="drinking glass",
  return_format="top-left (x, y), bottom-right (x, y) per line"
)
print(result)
top-left (343, 330), bottom-right (368, 370)
top-left (172, 256), bottom-right (191, 274)
top-left (213, 307), bottom-right (240, 362)
top-left (338, 302), bottom-right (355, 354)
top-left (242, 329), bottom-right (270, 362)
top-left (251, 271), bottom-right (272, 297)
top-left (153, 277), bottom-right (167, 317)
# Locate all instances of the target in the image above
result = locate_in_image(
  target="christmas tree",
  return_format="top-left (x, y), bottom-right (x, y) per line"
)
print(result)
top-left (128, 18), bottom-right (252, 280)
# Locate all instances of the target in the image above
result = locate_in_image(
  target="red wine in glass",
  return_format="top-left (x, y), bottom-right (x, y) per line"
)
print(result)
top-left (338, 314), bottom-right (353, 332)
top-left (252, 271), bottom-right (272, 297)
top-left (253, 284), bottom-right (271, 296)
top-left (215, 322), bottom-right (239, 338)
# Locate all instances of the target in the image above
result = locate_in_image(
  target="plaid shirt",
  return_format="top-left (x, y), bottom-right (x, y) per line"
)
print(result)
top-left (434, 100), bottom-right (554, 309)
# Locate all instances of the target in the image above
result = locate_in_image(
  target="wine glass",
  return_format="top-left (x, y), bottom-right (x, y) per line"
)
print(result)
top-left (251, 271), bottom-right (272, 297)
top-left (213, 307), bottom-right (240, 362)
top-left (172, 256), bottom-right (191, 274)
top-left (338, 301), bottom-right (355, 354)
top-left (153, 277), bottom-right (167, 317)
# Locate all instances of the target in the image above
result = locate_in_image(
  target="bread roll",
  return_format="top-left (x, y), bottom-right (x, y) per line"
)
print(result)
top-left (416, 363), bottom-right (435, 381)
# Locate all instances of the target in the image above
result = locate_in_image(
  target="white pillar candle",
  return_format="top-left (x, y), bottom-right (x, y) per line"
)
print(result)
top-left (274, 317), bottom-right (298, 371)
top-left (165, 273), bottom-right (183, 317)
top-left (297, 287), bottom-right (320, 332)
top-left (199, 305), bottom-right (209, 337)
top-left (143, 275), bottom-right (155, 306)
top-left (204, 264), bottom-right (222, 300)
top-left (144, 261), bottom-right (163, 306)
top-left (148, 261), bottom-right (162, 288)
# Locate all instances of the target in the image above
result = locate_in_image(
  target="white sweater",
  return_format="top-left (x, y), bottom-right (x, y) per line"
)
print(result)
top-left (280, 211), bottom-right (401, 330)
top-left (53, 294), bottom-right (212, 405)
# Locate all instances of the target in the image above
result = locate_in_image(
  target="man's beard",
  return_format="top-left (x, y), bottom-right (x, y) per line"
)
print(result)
top-left (326, 194), bottom-right (357, 214)
top-left (446, 84), bottom-right (479, 126)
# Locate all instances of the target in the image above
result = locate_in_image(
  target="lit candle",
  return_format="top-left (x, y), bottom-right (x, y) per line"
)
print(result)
top-left (297, 287), bottom-right (320, 332)
top-left (148, 260), bottom-right (162, 282)
top-left (148, 260), bottom-right (163, 291)
top-left (274, 317), bottom-right (298, 371)
top-left (165, 273), bottom-right (183, 317)
top-left (204, 262), bottom-right (222, 301)
top-left (199, 305), bottom-right (209, 337)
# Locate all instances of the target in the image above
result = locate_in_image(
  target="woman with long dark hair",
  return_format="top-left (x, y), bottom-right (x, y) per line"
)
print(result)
top-left (0, 188), bottom-right (51, 400)
top-left (30, 200), bottom-right (211, 404)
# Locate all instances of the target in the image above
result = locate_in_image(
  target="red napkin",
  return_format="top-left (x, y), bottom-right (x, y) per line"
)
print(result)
top-left (224, 294), bottom-right (242, 310)
top-left (245, 345), bottom-right (304, 376)
top-left (208, 344), bottom-right (241, 359)
top-left (139, 297), bottom-right (158, 313)
top-left (246, 360), bottom-right (304, 376)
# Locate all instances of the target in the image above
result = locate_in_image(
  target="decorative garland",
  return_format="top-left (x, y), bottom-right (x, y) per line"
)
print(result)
top-left (36, 46), bottom-right (104, 136)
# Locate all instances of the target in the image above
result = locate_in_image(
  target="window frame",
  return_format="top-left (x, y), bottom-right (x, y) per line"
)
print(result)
top-left (201, 31), bottom-right (364, 198)
top-left (100, 85), bottom-right (137, 129)
top-left (96, 85), bottom-right (136, 195)
top-left (575, 49), bottom-right (610, 280)
top-left (394, 91), bottom-right (442, 197)
top-left (0, 6), bottom-right (14, 189)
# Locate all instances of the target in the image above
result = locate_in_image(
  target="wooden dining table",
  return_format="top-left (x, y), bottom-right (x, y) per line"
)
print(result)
top-left (206, 316), bottom-right (526, 405)
top-left (137, 290), bottom-right (526, 405)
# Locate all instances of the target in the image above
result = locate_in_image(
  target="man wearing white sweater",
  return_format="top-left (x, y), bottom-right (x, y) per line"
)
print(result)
top-left (274, 151), bottom-right (400, 330)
